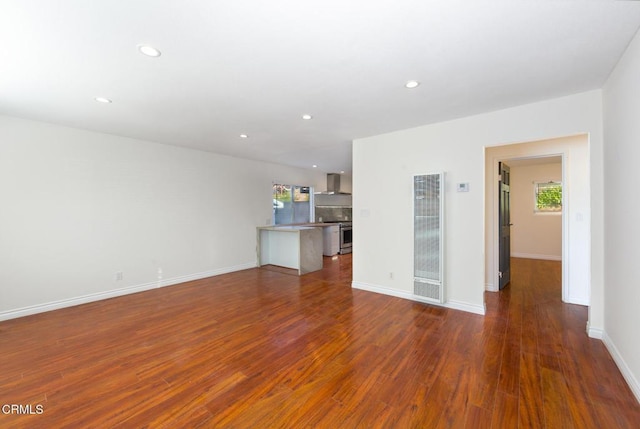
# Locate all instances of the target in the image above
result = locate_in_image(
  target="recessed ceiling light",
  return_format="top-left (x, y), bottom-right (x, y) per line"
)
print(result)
top-left (302, 114), bottom-right (313, 120)
top-left (240, 134), bottom-right (248, 139)
top-left (94, 97), bottom-right (112, 103)
top-left (405, 80), bottom-right (420, 89)
top-left (340, 171), bottom-right (345, 174)
top-left (138, 44), bottom-right (161, 57)
top-left (312, 164), bottom-right (318, 168)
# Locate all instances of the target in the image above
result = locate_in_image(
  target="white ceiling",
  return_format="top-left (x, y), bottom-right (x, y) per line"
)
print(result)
top-left (1, 1), bottom-right (640, 174)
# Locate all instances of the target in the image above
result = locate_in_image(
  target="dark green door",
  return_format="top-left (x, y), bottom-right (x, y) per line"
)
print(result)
top-left (499, 162), bottom-right (511, 290)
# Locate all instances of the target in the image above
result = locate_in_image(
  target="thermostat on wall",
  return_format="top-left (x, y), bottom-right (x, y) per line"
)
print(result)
top-left (457, 182), bottom-right (469, 192)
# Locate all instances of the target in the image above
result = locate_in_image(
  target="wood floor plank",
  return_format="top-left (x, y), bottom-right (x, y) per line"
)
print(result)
top-left (541, 366), bottom-right (576, 429)
top-left (497, 338), bottom-right (521, 396)
top-left (464, 404), bottom-right (492, 429)
top-left (0, 256), bottom-right (638, 428)
top-left (491, 391), bottom-right (519, 429)
top-left (519, 351), bottom-right (545, 428)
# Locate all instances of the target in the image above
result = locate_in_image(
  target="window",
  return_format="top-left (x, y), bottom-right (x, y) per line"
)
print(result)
top-left (273, 184), bottom-right (313, 224)
top-left (534, 181), bottom-right (562, 213)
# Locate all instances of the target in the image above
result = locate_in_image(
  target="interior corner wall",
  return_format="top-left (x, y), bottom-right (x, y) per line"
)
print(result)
top-left (0, 114), bottom-right (326, 320)
top-left (603, 28), bottom-right (640, 402)
top-left (352, 90), bottom-right (603, 320)
top-left (510, 163), bottom-right (563, 261)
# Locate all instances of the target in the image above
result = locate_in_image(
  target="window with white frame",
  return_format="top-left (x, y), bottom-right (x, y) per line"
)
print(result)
top-left (534, 181), bottom-right (562, 213)
top-left (273, 184), bottom-right (313, 224)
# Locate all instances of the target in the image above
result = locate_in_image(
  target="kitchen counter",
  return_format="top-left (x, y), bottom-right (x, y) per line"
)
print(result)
top-left (258, 225), bottom-right (319, 231)
top-left (256, 226), bottom-right (323, 275)
top-left (263, 223), bottom-right (341, 256)
top-left (275, 222), bottom-right (338, 227)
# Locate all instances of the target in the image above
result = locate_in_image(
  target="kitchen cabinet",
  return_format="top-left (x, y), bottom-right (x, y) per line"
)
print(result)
top-left (256, 226), bottom-right (323, 275)
top-left (322, 224), bottom-right (340, 256)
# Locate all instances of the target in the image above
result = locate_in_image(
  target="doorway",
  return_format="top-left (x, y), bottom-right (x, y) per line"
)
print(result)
top-left (484, 134), bottom-right (590, 306)
top-left (498, 156), bottom-right (563, 291)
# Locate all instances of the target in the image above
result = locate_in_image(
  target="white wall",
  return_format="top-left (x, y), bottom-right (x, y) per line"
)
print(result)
top-left (353, 90), bottom-right (603, 321)
top-left (603, 29), bottom-right (640, 402)
top-left (0, 114), bottom-right (326, 319)
top-left (510, 162), bottom-right (562, 260)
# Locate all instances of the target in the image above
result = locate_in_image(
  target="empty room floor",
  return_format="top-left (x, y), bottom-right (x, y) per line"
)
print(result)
top-left (0, 256), bottom-right (638, 428)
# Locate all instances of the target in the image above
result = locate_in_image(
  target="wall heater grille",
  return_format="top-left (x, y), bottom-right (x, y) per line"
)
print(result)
top-left (413, 173), bottom-right (444, 303)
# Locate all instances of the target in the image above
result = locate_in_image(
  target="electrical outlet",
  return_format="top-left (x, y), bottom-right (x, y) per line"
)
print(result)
top-left (389, 272), bottom-right (394, 279)
top-left (115, 272), bottom-right (123, 281)
top-left (157, 268), bottom-right (163, 279)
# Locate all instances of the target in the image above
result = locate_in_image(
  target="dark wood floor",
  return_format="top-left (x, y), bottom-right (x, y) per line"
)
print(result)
top-left (1, 256), bottom-right (638, 428)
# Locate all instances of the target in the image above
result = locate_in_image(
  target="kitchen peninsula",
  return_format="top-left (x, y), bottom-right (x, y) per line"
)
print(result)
top-left (256, 225), bottom-right (323, 275)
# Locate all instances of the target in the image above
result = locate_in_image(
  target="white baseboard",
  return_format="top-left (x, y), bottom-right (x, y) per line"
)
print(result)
top-left (586, 322), bottom-right (604, 339)
top-left (602, 331), bottom-right (640, 404)
top-left (485, 282), bottom-right (498, 292)
top-left (511, 252), bottom-right (562, 261)
top-left (567, 296), bottom-right (590, 306)
top-left (0, 262), bottom-right (257, 322)
top-left (446, 299), bottom-right (486, 315)
top-left (157, 262), bottom-right (256, 288)
top-left (351, 281), bottom-right (414, 301)
top-left (351, 281), bottom-right (485, 316)
top-left (0, 281), bottom-right (159, 322)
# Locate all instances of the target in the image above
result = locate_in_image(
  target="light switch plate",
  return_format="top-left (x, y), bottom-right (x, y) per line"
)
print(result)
top-left (457, 182), bottom-right (469, 192)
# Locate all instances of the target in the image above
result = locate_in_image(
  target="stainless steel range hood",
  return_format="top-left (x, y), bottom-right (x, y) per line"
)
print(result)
top-left (324, 173), bottom-right (351, 195)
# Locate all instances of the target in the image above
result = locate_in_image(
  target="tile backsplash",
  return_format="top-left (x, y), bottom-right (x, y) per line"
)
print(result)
top-left (315, 206), bottom-right (352, 222)
top-left (314, 194), bottom-right (352, 207)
